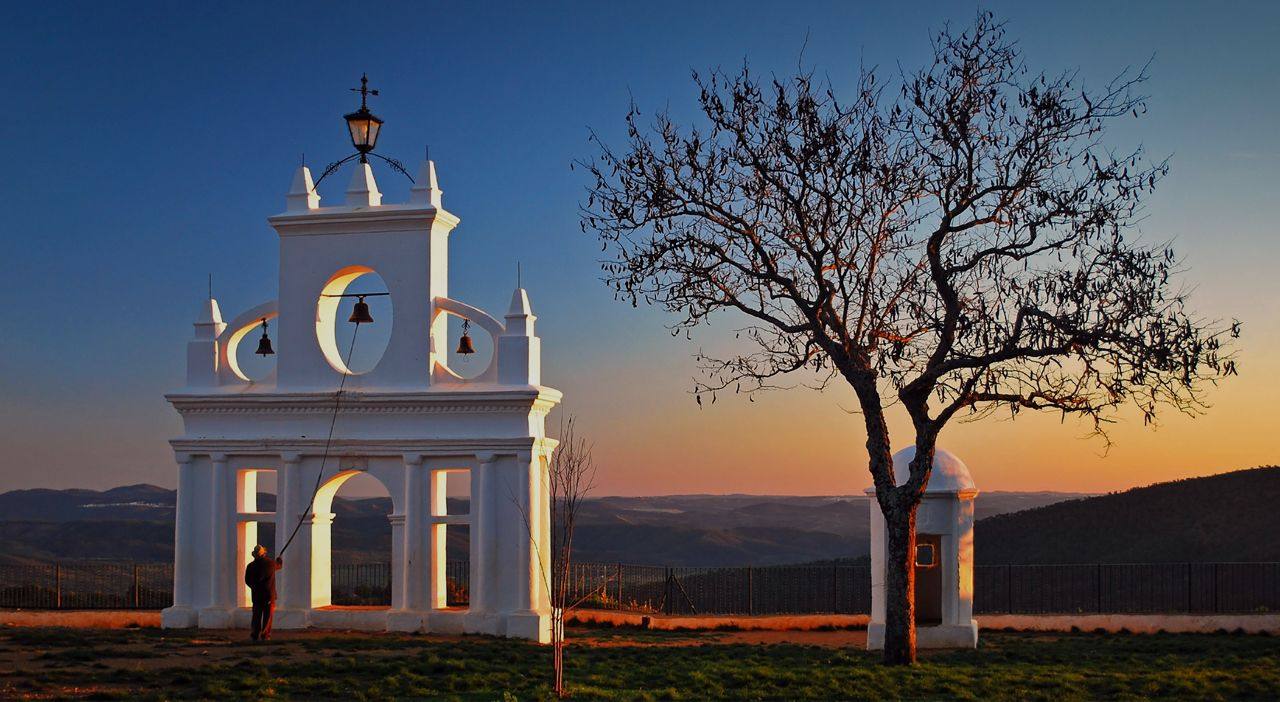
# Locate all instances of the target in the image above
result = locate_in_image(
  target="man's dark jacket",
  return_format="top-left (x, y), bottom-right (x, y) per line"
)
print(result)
top-left (244, 556), bottom-right (283, 604)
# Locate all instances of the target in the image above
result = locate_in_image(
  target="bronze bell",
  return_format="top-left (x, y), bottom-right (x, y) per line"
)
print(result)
top-left (255, 318), bottom-right (275, 356)
top-left (349, 296), bottom-right (374, 324)
top-left (456, 319), bottom-right (476, 355)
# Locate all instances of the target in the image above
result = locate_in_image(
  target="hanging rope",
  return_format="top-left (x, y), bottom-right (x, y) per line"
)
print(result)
top-left (279, 321), bottom-right (362, 557)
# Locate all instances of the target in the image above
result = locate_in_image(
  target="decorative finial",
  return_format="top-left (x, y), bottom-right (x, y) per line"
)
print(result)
top-left (350, 73), bottom-right (379, 111)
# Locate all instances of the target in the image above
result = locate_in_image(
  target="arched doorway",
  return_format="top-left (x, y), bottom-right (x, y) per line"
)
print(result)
top-left (311, 468), bottom-right (396, 609)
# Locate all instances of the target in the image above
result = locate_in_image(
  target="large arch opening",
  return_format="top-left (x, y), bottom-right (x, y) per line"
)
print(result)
top-left (316, 266), bottom-right (393, 376)
top-left (315, 470), bottom-right (394, 608)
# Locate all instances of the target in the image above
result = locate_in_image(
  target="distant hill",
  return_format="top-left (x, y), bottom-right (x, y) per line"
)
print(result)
top-left (0, 484), bottom-right (1078, 566)
top-left (974, 467), bottom-right (1280, 564)
top-left (0, 484), bottom-right (175, 522)
top-left (3, 469), bottom-right (1274, 567)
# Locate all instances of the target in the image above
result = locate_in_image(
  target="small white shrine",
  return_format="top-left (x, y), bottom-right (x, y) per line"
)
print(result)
top-left (866, 447), bottom-right (979, 650)
top-left (160, 81), bottom-right (559, 642)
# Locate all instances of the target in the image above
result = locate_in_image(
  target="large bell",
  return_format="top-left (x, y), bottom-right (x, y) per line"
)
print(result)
top-left (349, 297), bottom-right (374, 324)
top-left (255, 319), bottom-right (275, 356)
top-left (456, 320), bottom-right (476, 355)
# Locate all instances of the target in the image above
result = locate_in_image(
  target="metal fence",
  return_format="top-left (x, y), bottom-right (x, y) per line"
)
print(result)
top-left (331, 561), bottom-right (470, 607)
top-left (3, 561), bottom-right (1278, 615)
top-left (0, 563), bottom-right (172, 610)
top-left (973, 562), bottom-right (1280, 614)
top-left (561, 563), bottom-right (873, 615)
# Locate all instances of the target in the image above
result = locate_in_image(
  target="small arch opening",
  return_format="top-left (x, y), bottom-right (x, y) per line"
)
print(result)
top-left (442, 311), bottom-right (495, 380)
top-left (227, 315), bottom-right (278, 383)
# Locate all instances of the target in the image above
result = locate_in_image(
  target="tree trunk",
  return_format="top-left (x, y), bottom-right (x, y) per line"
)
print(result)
top-left (552, 608), bottom-right (565, 697)
top-left (882, 498), bottom-right (918, 665)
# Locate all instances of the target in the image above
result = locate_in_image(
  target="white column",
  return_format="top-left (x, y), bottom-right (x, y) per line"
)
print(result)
top-left (209, 453), bottom-right (234, 609)
top-left (308, 511), bottom-right (335, 608)
top-left (389, 513), bottom-right (407, 610)
top-left (534, 449), bottom-right (552, 611)
top-left (469, 452), bottom-right (497, 614)
top-left (402, 454), bottom-right (425, 611)
top-left (275, 453), bottom-right (309, 613)
top-left (170, 456), bottom-right (194, 609)
top-left (515, 450), bottom-right (540, 614)
top-left (956, 496), bottom-right (976, 625)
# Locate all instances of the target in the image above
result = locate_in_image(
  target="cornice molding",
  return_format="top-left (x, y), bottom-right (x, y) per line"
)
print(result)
top-left (167, 389), bottom-right (560, 417)
top-left (170, 436), bottom-right (543, 456)
top-left (267, 204), bottom-right (460, 235)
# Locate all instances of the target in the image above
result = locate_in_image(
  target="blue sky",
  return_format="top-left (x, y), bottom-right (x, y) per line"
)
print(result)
top-left (1, 1), bottom-right (1277, 495)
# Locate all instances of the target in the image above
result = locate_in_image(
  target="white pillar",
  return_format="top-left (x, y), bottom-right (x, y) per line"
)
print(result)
top-left (162, 453), bottom-right (198, 628)
top-left (210, 453), bottom-right (234, 609)
top-left (275, 452), bottom-right (311, 624)
top-left (389, 513), bottom-right (407, 610)
top-left (476, 450), bottom-right (550, 641)
top-left (402, 454), bottom-right (425, 611)
top-left (514, 450), bottom-right (537, 613)
top-left (196, 453), bottom-right (236, 628)
top-left (308, 511), bottom-right (335, 608)
top-left (535, 449), bottom-right (552, 611)
top-left (469, 452), bottom-right (497, 615)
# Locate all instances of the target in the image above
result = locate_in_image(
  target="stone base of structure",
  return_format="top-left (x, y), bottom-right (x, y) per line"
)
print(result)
top-left (160, 605), bottom-right (198, 629)
top-left (866, 620), bottom-right (978, 650)
top-left (161, 607), bottom-right (551, 643)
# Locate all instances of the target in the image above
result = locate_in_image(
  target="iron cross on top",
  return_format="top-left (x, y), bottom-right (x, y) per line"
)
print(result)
top-left (351, 73), bottom-right (379, 110)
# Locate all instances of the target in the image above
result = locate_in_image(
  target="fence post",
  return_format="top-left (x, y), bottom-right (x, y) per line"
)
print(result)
top-left (1186, 562), bottom-right (1192, 613)
top-left (54, 564), bottom-right (62, 609)
top-left (1212, 562), bottom-right (1219, 614)
top-left (747, 566), bottom-right (754, 616)
top-left (1096, 563), bottom-right (1102, 613)
top-left (615, 563), bottom-right (623, 609)
top-left (664, 567), bottom-right (673, 616)
top-left (832, 564), bottom-right (838, 614)
top-left (133, 564), bottom-right (141, 609)
top-left (1005, 564), bottom-right (1012, 613)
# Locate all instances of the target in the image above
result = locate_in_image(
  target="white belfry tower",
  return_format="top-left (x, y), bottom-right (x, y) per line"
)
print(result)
top-left (161, 82), bottom-right (559, 642)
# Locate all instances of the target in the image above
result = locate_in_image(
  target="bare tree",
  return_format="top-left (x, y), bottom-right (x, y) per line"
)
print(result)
top-left (517, 416), bottom-right (602, 697)
top-left (579, 13), bottom-right (1238, 664)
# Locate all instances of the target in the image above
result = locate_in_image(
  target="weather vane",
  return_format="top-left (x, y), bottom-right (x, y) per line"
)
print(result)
top-left (312, 73), bottom-right (414, 188)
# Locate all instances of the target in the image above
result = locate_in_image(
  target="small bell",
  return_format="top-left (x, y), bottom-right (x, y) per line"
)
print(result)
top-left (255, 318), bottom-right (275, 356)
top-left (455, 319), bottom-right (476, 356)
top-left (349, 296), bottom-right (374, 324)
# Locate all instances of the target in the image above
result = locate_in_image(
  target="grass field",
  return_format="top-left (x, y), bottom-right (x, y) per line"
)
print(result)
top-left (0, 624), bottom-right (1276, 700)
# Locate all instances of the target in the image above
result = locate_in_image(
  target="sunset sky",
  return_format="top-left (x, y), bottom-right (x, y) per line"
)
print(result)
top-left (1, 1), bottom-right (1277, 497)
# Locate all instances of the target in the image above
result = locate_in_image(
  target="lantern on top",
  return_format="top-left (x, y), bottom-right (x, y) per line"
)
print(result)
top-left (345, 74), bottom-right (383, 161)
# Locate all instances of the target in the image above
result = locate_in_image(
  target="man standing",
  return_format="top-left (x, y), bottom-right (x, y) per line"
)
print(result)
top-left (244, 544), bottom-right (283, 641)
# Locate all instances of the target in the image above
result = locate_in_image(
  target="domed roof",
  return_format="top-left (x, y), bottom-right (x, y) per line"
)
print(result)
top-left (890, 446), bottom-right (976, 493)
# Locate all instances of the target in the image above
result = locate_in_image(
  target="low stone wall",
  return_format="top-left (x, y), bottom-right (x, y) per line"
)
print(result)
top-left (979, 613), bottom-right (1280, 635)
top-left (567, 610), bottom-right (1280, 635)
top-left (0, 610), bottom-right (161, 629)
top-left (568, 609), bottom-right (870, 631)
